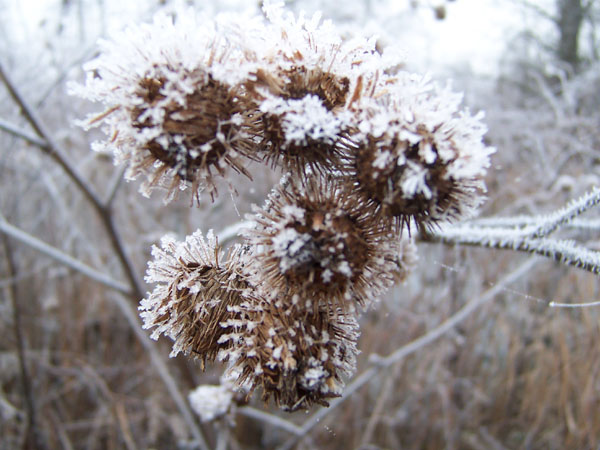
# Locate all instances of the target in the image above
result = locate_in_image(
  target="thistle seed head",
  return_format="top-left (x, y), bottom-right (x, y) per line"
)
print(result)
top-left (349, 73), bottom-right (494, 230)
top-left (251, 68), bottom-right (352, 177)
top-left (139, 230), bottom-right (250, 368)
top-left (244, 175), bottom-right (401, 312)
top-left (71, 9), bottom-right (262, 203)
top-left (219, 299), bottom-right (359, 411)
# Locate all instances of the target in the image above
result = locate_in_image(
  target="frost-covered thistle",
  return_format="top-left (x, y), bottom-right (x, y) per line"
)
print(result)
top-left (70, 10), bottom-right (262, 202)
top-left (349, 72), bottom-right (495, 229)
top-left (72, 1), bottom-right (497, 414)
top-left (139, 230), bottom-right (250, 367)
top-left (219, 299), bottom-right (359, 411)
top-left (245, 4), bottom-right (373, 177)
top-left (244, 175), bottom-right (400, 312)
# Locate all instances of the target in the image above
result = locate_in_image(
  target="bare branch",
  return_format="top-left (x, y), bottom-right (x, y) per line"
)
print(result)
top-left (103, 166), bottom-right (126, 208)
top-left (0, 217), bottom-right (132, 295)
top-left (237, 407), bottom-right (304, 436)
top-left (0, 118), bottom-right (47, 148)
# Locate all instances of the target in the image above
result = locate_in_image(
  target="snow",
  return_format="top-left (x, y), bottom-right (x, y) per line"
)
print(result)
top-left (188, 384), bottom-right (234, 423)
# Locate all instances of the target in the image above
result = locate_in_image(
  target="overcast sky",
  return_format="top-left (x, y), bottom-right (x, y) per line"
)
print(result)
top-left (4, 0), bottom-right (552, 78)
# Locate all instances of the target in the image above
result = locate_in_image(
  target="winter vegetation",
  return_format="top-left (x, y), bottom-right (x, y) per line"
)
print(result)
top-left (2, 0), bottom-right (600, 449)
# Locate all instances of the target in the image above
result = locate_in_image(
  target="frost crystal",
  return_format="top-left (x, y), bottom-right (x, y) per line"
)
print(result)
top-left (188, 384), bottom-right (234, 423)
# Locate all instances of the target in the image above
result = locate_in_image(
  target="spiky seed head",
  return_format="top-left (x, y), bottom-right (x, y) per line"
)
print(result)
top-left (244, 175), bottom-right (401, 312)
top-left (349, 73), bottom-right (494, 230)
top-left (219, 298), bottom-right (359, 411)
top-left (249, 68), bottom-right (352, 178)
top-left (129, 70), bottom-right (260, 202)
top-left (71, 9), bottom-right (262, 203)
top-left (139, 230), bottom-right (250, 368)
top-left (241, 3), bottom-right (379, 177)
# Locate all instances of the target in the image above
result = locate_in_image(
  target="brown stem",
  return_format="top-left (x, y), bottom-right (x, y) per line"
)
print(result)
top-left (1, 234), bottom-right (47, 450)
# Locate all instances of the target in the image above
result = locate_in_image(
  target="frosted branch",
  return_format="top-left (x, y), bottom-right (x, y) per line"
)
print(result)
top-left (528, 187), bottom-right (600, 238)
top-left (0, 118), bottom-right (47, 148)
top-left (0, 217), bottom-right (132, 295)
top-left (425, 188), bottom-right (600, 275)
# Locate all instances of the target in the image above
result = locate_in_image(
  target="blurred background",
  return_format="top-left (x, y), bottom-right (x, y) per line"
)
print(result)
top-left (1, 0), bottom-right (600, 448)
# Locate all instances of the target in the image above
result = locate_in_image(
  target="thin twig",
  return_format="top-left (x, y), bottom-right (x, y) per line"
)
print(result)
top-left (0, 217), bottom-right (132, 295)
top-left (278, 257), bottom-right (538, 450)
top-left (107, 291), bottom-right (210, 450)
top-left (0, 118), bottom-right (47, 148)
top-left (217, 220), bottom-right (252, 246)
top-left (0, 61), bottom-right (144, 300)
top-left (237, 407), bottom-right (304, 436)
top-left (104, 166), bottom-right (126, 207)
top-left (425, 229), bottom-right (600, 275)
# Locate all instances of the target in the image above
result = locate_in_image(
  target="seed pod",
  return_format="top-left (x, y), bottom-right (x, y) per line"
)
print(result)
top-left (219, 298), bottom-right (359, 411)
top-left (252, 68), bottom-right (352, 178)
top-left (244, 175), bottom-right (401, 313)
top-left (349, 73), bottom-right (494, 230)
top-left (140, 230), bottom-right (250, 368)
top-left (243, 4), bottom-right (376, 178)
top-left (72, 10), bottom-right (262, 203)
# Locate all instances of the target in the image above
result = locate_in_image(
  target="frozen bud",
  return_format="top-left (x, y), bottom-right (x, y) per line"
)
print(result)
top-left (71, 9), bottom-right (262, 203)
top-left (139, 230), bottom-right (251, 368)
top-left (350, 72), bottom-right (494, 230)
top-left (188, 384), bottom-right (234, 423)
top-left (244, 176), bottom-right (401, 312)
top-left (221, 299), bottom-right (359, 411)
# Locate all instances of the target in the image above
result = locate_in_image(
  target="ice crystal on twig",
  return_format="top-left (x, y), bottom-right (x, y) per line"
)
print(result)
top-left (244, 175), bottom-right (400, 312)
top-left (139, 230), bottom-right (250, 367)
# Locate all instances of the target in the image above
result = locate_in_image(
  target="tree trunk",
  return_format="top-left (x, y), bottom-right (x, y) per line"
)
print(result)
top-left (556, 0), bottom-right (585, 70)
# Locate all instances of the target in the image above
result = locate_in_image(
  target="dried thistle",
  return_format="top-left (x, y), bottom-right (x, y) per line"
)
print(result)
top-left (242, 4), bottom-right (377, 177)
top-left (71, 10), bottom-right (262, 203)
top-left (219, 298), bottom-right (359, 411)
top-left (244, 175), bottom-right (400, 312)
top-left (139, 230), bottom-right (250, 368)
top-left (349, 72), bottom-right (494, 230)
